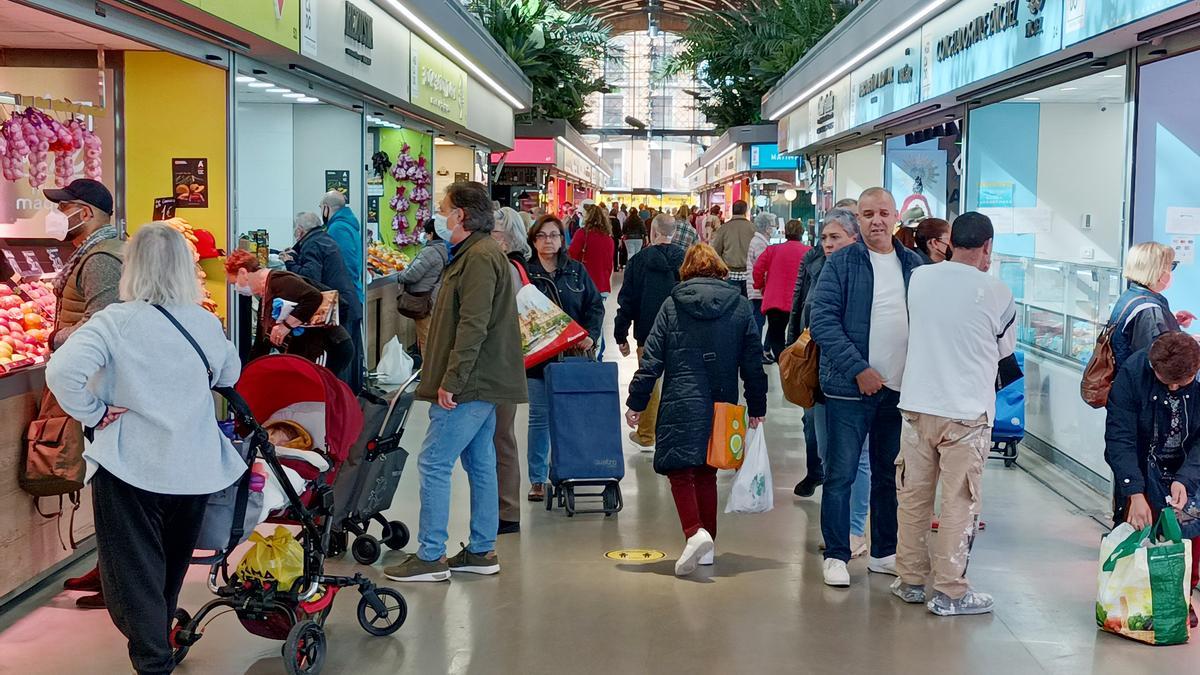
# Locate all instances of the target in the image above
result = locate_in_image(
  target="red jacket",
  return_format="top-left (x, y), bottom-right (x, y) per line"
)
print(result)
top-left (753, 240), bottom-right (811, 313)
top-left (568, 228), bottom-right (616, 293)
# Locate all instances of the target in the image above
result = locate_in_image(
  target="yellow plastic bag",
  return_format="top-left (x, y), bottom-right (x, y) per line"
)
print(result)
top-left (235, 526), bottom-right (304, 591)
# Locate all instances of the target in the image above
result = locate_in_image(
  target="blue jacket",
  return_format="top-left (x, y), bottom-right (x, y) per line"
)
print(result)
top-left (1109, 283), bottom-right (1178, 374)
top-left (325, 207), bottom-right (364, 303)
top-left (809, 240), bottom-right (924, 399)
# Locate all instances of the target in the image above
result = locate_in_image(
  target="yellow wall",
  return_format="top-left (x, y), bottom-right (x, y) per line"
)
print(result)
top-left (122, 52), bottom-right (228, 318)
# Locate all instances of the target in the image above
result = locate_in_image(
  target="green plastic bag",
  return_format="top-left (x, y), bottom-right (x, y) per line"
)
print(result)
top-left (235, 526), bottom-right (305, 592)
top-left (1097, 509), bottom-right (1192, 645)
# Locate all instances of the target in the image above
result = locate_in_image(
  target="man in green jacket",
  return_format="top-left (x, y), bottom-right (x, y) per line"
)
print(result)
top-left (385, 181), bottom-right (526, 583)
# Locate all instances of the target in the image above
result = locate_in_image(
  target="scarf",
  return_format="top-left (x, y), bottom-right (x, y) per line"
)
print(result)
top-left (54, 225), bottom-right (118, 296)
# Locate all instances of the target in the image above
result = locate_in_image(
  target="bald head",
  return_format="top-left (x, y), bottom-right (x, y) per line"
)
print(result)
top-left (320, 190), bottom-right (347, 211)
top-left (857, 187), bottom-right (898, 254)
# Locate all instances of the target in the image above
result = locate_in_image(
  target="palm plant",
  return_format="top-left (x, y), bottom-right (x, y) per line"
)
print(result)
top-left (663, 0), bottom-right (850, 132)
top-left (469, 0), bottom-right (620, 128)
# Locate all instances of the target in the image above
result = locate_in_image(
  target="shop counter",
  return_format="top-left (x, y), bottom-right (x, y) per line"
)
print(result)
top-left (366, 274), bottom-right (416, 369)
top-left (0, 366), bottom-right (94, 606)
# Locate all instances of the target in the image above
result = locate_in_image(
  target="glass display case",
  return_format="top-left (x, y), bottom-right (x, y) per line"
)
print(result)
top-left (995, 254), bottom-right (1123, 367)
top-left (0, 238), bottom-right (70, 374)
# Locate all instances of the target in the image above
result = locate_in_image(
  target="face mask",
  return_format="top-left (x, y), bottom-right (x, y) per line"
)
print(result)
top-left (234, 282), bottom-right (254, 296)
top-left (44, 209), bottom-right (70, 240)
top-left (418, 232), bottom-right (428, 245)
top-left (321, 208), bottom-right (330, 225)
top-left (434, 213), bottom-right (453, 241)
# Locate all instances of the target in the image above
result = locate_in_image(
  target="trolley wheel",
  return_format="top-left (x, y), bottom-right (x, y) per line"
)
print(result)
top-left (356, 586), bottom-right (408, 636)
top-left (170, 608), bottom-right (193, 665)
top-left (352, 534), bottom-right (382, 565)
top-left (1004, 458), bottom-right (1017, 468)
top-left (283, 620), bottom-right (326, 675)
top-left (383, 520), bottom-right (410, 550)
top-left (327, 530), bottom-right (349, 559)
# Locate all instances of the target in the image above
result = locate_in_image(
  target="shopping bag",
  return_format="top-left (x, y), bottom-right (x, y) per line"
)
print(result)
top-left (707, 402), bottom-right (748, 470)
top-left (235, 525), bottom-right (305, 592)
top-left (778, 329), bottom-right (820, 408)
top-left (725, 425), bottom-right (773, 514)
top-left (1096, 509), bottom-right (1192, 645)
top-left (375, 336), bottom-right (414, 391)
top-left (512, 261), bottom-right (588, 368)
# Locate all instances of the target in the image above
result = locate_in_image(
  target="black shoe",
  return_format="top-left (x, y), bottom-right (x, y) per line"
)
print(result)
top-left (793, 476), bottom-right (823, 498)
top-left (498, 519), bottom-right (521, 535)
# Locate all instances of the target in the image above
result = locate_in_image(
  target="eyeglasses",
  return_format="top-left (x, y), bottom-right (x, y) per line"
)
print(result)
top-left (534, 232), bottom-right (562, 241)
top-left (1172, 261), bottom-right (1181, 271)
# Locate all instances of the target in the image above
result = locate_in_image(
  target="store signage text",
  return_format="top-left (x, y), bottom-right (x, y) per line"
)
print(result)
top-left (1026, 0), bottom-right (1046, 38)
top-left (935, 1), bottom-right (1021, 62)
top-left (343, 1), bottom-right (372, 65)
top-left (815, 90), bottom-right (836, 134)
top-left (410, 37), bottom-right (467, 125)
top-left (859, 67), bottom-right (894, 99)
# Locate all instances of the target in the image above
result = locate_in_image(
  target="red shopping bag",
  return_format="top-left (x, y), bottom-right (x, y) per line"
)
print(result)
top-left (512, 261), bottom-right (588, 368)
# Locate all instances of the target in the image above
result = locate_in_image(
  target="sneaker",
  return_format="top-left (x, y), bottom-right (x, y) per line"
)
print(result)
top-left (926, 590), bottom-right (994, 616)
top-left (527, 483), bottom-right (546, 502)
top-left (849, 534), bottom-right (868, 559)
top-left (793, 476), bottom-right (823, 498)
top-left (891, 579), bottom-right (927, 604)
top-left (498, 519), bottom-right (520, 535)
top-left (627, 431), bottom-right (654, 451)
top-left (383, 554), bottom-right (451, 582)
top-left (867, 554), bottom-right (898, 576)
top-left (64, 566), bottom-right (102, 592)
top-left (75, 592), bottom-right (106, 610)
top-left (675, 528), bottom-right (714, 577)
top-left (822, 559), bottom-right (850, 587)
top-left (448, 545), bottom-right (500, 575)
top-left (699, 547), bottom-right (714, 566)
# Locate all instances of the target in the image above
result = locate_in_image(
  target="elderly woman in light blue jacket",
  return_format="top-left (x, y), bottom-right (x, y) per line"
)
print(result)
top-left (46, 222), bottom-right (244, 675)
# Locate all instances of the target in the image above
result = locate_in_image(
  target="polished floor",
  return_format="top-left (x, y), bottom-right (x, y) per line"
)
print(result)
top-left (1, 288), bottom-right (1198, 675)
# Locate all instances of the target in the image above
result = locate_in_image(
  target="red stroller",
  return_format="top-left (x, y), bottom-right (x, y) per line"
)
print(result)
top-left (171, 355), bottom-right (407, 675)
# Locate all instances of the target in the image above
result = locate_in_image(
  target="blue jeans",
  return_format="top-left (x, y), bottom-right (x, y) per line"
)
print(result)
top-left (750, 299), bottom-right (767, 341)
top-left (527, 377), bottom-right (551, 485)
top-left (416, 400), bottom-right (499, 561)
top-left (821, 389), bottom-right (901, 562)
top-left (598, 292), bottom-right (609, 359)
top-left (812, 402), bottom-right (870, 537)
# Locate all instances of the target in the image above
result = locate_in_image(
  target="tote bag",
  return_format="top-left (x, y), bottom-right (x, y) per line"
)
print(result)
top-left (1097, 509), bottom-right (1192, 645)
top-left (512, 261), bottom-right (588, 368)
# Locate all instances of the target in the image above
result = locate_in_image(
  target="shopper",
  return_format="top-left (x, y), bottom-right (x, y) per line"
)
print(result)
top-left (710, 200), bottom-right (755, 296)
top-left (810, 187), bottom-right (924, 587)
top-left (225, 249), bottom-right (355, 382)
top-left (611, 205), bottom-right (627, 272)
top-left (891, 212), bottom-right (1016, 616)
top-left (489, 207), bottom-right (531, 535)
top-left (745, 212), bottom-right (774, 354)
top-left (46, 223), bottom-right (244, 675)
top-left (568, 203), bottom-right (616, 296)
top-left (395, 218), bottom-right (450, 355)
top-left (284, 212), bottom-right (363, 391)
top-left (524, 215), bottom-right (605, 501)
top-left (912, 217), bottom-right (951, 264)
top-left (615, 214), bottom-right (686, 451)
top-left (672, 205), bottom-right (700, 249)
top-left (1108, 242), bottom-right (1195, 375)
top-left (319, 191), bottom-right (365, 392)
top-left (385, 181), bottom-right (525, 582)
top-left (626, 244), bottom-right (767, 576)
top-left (43, 178), bottom-right (122, 609)
top-left (702, 206), bottom-right (722, 244)
top-left (756, 219), bottom-right (812, 362)
top-left (623, 210), bottom-right (647, 259)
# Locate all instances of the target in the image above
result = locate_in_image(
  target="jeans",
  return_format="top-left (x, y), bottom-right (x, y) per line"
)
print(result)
top-left (821, 389), bottom-right (901, 562)
top-left (801, 406), bottom-right (823, 484)
top-left (750, 299), bottom-right (766, 340)
top-left (598, 292), bottom-right (610, 359)
top-left (527, 376), bottom-right (551, 485)
top-left (668, 465), bottom-right (718, 539)
top-left (812, 402), bottom-right (871, 537)
top-left (417, 400), bottom-right (499, 561)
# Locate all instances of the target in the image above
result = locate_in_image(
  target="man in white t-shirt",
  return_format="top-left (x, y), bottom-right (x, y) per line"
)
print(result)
top-left (809, 187), bottom-right (925, 587)
top-left (891, 212), bottom-right (1017, 617)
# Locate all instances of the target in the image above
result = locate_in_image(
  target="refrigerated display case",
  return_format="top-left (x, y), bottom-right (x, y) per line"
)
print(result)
top-left (0, 238), bottom-right (72, 375)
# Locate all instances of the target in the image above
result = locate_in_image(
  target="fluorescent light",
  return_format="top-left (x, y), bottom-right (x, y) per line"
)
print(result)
top-left (381, 0), bottom-right (525, 110)
top-left (434, 138), bottom-right (454, 145)
top-left (1023, 97), bottom-right (1040, 101)
top-left (1103, 73), bottom-right (1123, 78)
top-left (297, 96), bottom-right (320, 103)
top-left (283, 93), bottom-right (305, 99)
top-left (1059, 86), bottom-right (1078, 91)
top-left (235, 75), bottom-right (257, 83)
top-left (267, 88), bottom-right (291, 94)
top-left (248, 81), bottom-right (274, 88)
top-left (768, 0), bottom-right (951, 121)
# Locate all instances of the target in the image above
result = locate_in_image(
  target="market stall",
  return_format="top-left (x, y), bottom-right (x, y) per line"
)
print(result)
top-left (489, 120), bottom-right (610, 218)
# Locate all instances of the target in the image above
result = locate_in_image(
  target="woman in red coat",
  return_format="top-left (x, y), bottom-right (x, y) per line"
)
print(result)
top-left (568, 204), bottom-right (616, 295)
top-left (753, 218), bottom-right (811, 361)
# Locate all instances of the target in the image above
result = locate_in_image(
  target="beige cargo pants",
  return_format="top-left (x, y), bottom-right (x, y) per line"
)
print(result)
top-left (895, 411), bottom-right (990, 599)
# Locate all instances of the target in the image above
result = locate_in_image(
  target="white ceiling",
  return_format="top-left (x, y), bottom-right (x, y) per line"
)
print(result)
top-left (0, 0), bottom-right (150, 51)
top-left (1021, 67), bottom-right (1126, 104)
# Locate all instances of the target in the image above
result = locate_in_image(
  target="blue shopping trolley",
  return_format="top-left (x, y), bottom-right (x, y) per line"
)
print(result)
top-left (991, 351), bottom-right (1025, 467)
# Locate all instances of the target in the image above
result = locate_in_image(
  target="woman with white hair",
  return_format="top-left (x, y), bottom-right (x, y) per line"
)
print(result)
top-left (46, 222), bottom-right (244, 675)
top-left (1107, 241), bottom-right (1196, 375)
top-left (493, 207), bottom-right (532, 263)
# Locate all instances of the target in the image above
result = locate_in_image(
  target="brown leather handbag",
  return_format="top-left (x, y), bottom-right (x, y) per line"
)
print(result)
top-left (21, 388), bottom-right (86, 497)
top-left (779, 328), bottom-right (820, 408)
top-left (397, 289), bottom-right (433, 320)
top-left (1080, 296), bottom-right (1143, 408)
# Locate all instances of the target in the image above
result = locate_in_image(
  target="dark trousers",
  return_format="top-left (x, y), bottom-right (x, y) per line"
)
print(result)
top-left (346, 317), bottom-right (365, 393)
top-left (765, 309), bottom-right (789, 360)
top-left (727, 278), bottom-right (747, 297)
top-left (668, 465), bottom-right (718, 539)
top-left (821, 388), bottom-right (902, 562)
top-left (92, 467), bottom-right (207, 675)
top-left (750, 299), bottom-right (766, 344)
top-left (802, 405), bottom-right (823, 483)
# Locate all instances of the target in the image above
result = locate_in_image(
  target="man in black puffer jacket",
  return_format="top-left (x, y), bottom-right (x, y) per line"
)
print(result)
top-left (615, 214), bottom-right (686, 450)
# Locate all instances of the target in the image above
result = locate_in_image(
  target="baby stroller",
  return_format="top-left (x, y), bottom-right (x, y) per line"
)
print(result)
top-left (991, 351), bottom-right (1026, 467)
top-left (171, 355), bottom-right (408, 675)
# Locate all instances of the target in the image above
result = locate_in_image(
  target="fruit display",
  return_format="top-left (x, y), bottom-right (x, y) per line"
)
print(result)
top-left (368, 242), bottom-right (409, 277)
top-left (163, 217), bottom-right (220, 316)
top-left (0, 282), bottom-right (53, 370)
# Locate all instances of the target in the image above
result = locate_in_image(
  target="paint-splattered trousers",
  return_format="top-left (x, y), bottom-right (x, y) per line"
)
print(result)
top-left (895, 410), bottom-right (990, 600)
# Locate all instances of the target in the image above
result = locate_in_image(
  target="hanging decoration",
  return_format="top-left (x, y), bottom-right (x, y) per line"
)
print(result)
top-left (388, 142), bottom-right (432, 247)
top-left (0, 107), bottom-right (103, 187)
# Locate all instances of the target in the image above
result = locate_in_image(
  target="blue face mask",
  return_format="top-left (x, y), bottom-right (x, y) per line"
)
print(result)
top-left (434, 214), bottom-right (453, 241)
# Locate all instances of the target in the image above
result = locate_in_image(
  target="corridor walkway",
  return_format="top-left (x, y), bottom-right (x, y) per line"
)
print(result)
top-left (0, 289), bottom-right (1195, 675)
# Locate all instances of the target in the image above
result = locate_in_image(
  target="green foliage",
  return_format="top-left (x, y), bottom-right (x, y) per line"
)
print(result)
top-left (470, 0), bottom-right (620, 128)
top-left (664, 0), bottom-right (850, 131)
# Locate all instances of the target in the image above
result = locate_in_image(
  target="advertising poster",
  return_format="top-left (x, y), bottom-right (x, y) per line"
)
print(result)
top-left (325, 169), bottom-right (351, 198)
top-left (171, 158), bottom-right (209, 209)
top-left (152, 197), bottom-right (177, 221)
top-left (367, 195), bottom-right (380, 226)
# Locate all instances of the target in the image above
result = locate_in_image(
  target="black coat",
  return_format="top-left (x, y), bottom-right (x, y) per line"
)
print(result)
top-left (627, 278), bottom-right (768, 475)
top-left (1105, 348), bottom-right (1200, 501)
top-left (613, 243), bottom-right (685, 346)
top-left (286, 228), bottom-right (363, 323)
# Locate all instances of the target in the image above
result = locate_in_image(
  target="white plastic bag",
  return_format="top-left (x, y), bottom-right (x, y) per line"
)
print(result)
top-left (725, 425), bottom-right (773, 514)
top-left (374, 336), bottom-right (413, 391)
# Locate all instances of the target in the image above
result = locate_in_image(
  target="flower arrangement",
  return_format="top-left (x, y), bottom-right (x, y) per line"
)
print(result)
top-left (0, 108), bottom-right (102, 187)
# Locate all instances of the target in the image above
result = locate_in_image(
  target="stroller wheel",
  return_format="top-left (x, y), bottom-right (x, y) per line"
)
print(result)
top-left (283, 620), bottom-right (327, 675)
top-left (328, 530), bottom-right (349, 558)
top-left (356, 586), bottom-right (408, 636)
top-left (383, 521), bottom-right (410, 550)
top-left (352, 534), bottom-right (382, 565)
top-left (170, 608), bottom-right (193, 665)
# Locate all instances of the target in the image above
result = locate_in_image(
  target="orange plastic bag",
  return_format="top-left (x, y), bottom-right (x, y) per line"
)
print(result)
top-left (707, 402), bottom-right (748, 470)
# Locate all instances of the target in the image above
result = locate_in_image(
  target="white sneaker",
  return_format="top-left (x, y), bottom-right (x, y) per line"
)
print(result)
top-left (675, 529), bottom-right (714, 576)
top-left (849, 534), bottom-right (868, 559)
top-left (867, 554), bottom-right (898, 576)
top-left (822, 558), bottom-right (850, 587)
top-left (699, 548), bottom-right (714, 566)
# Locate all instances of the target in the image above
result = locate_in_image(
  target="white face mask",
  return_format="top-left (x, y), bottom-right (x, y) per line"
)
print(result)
top-left (234, 282), bottom-right (254, 296)
top-left (434, 214), bottom-right (453, 241)
top-left (44, 209), bottom-right (70, 241)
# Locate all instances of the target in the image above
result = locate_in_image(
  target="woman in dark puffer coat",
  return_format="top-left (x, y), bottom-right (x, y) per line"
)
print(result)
top-left (626, 244), bottom-right (768, 576)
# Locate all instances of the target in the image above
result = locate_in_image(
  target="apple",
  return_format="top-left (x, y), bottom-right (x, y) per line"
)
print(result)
top-left (7, 321), bottom-right (20, 333)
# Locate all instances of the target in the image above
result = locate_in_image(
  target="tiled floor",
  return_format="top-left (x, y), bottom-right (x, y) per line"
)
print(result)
top-left (0, 287), bottom-right (1196, 674)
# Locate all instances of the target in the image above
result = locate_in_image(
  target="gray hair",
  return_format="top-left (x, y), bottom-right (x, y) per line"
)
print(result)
top-left (494, 207), bottom-right (532, 259)
top-left (119, 222), bottom-right (201, 305)
top-left (651, 213), bottom-right (677, 238)
top-left (821, 208), bottom-right (860, 239)
top-left (320, 190), bottom-right (347, 210)
top-left (753, 211), bottom-right (775, 234)
top-left (294, 211), bottom-right (323, 237)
